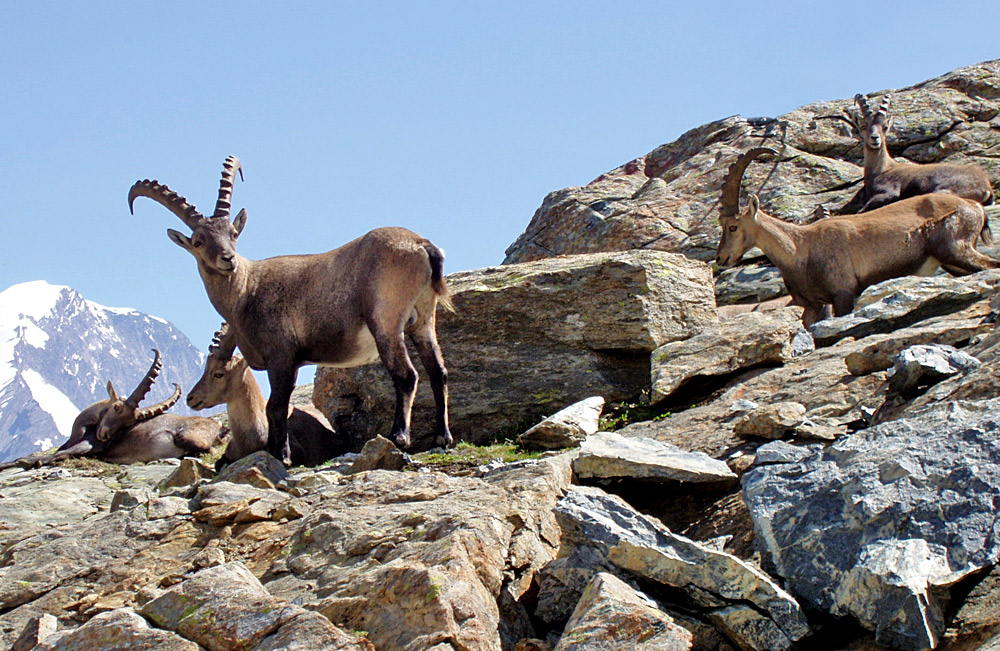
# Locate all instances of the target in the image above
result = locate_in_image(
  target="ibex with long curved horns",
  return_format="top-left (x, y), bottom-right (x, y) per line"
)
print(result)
top-left (717, 148), bottom-right (1000, 326)
top-left (128, 156), bottom-right (454, 465)
top-left (0, 350), bottom-right (224, 470)
top-left (187, 323), bottom-right (350, 469)
top-left (842, 94), bottom-right (994, 212)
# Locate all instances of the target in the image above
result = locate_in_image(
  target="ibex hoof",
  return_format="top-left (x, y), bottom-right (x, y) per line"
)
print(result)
top-left (391, 428), bottom-right (411, 450)
top-left (435, 429), bottom-right (454, 449)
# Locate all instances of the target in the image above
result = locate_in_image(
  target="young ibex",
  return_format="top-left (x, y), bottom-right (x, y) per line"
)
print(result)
top-left (843, 94), bottom-right (994, 212)
top-left (187, 323), bottom-right (350, 469)
top-left (128, 156), bottom-right (453, 465)
top-left (717, 148), bottom-right (1000, 326)
top-left (0, 351), bottom-right (224, 470)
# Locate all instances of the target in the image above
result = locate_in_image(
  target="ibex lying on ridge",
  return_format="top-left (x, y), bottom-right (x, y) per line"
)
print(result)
top-left (716, 148), bottom-right (1000, 327)
top-left (129, 156), bottom-right (453, 465)
top-left (187, 323), bottom-right (350, 469)
top-left (842, 94), bottom-right (994, 212)
top-left (0, 351), bottom-right (224, 470)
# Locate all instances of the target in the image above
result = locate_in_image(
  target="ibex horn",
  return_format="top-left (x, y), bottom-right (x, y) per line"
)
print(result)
top-left (855, 94), bottom-right (874, 122)
top-left (876, 94), bottom-right (891, 119)
top-left (213, 156), bottom-right (243, 220)
top-left (209, 322), bottom-right (236, 361)
top-left (720, 148), bottom-right (777, 219)
top-left (126, 349), bottom-right (162, 409)
top-left (128, 180), bottom-right (204, 229)
top-left (134, 383), bottom-right (182, 422)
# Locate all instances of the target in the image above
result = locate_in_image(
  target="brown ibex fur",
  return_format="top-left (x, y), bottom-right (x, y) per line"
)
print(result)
top-left (0, 351), bottom-right (224, 470)
top-left (843, 94), bottom-right (994, 212)
top-left (187, 324), bottom-right (350, 469)
top-left (128, 156), bottom-right (453, 465)
top-left (717, 148), bottom-right (1000, 326)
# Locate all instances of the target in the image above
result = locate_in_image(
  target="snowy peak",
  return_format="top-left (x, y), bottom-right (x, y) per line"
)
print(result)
top-left (0, 281), bottom-right (212, 462)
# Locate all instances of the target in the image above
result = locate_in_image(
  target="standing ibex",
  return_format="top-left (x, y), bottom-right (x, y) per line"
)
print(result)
top-left (128, 156), bottom-right (453, 465)
top-left (843, 94), bottom-right (994, 212)
top-left (187, 323), bottom-right (350, 469)
top-left (717, 148), bottom-right (1000, 326)
top-left (0, 351), bottom-right (224, 470)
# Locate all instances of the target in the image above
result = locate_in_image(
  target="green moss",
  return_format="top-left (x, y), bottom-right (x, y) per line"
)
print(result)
top-left (413, 440), bottom-right (545, 468)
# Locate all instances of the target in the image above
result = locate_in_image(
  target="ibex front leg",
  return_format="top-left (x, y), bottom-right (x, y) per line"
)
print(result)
top-left (266, 363), bottom-right (297, 466)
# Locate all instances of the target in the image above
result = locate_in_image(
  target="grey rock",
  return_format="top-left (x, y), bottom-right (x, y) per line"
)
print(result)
top-left (732, 402), bottom-right (806, 440)
top-left (314, 251), bottom-right (718, 448)
top-left (348, 435), bottom-right (406, 473)
top-left (742, 397), bottom-right (1000, 650)
top-left (887, 344), bottom-right (981, 395)
top-left (753, 441), bottom-right (819, 466)
top-left (650, 309), bottom-right (803, 403)
top-left (215, 451), bottom-right (290, 488)
top-left (573, 432), bottom-right (736, 483)
top-left (790, 328), bottom-right (815, 357)
top-left (714, 263), bottom-right (788, 306)
top-left (809, 271), bottom-right (1000, 347)
top-left (553, 572), bottom-right (693, 651)
top-left (845, 319), bottom-right (992, 375)
top-left (34, 608), bottom-right (201, 651)
top-left (110, 488), bottom-right (152, 512)
top-left (159, 457), bottom-right (215, 490)
top-left (12, 613), bottom-right (58, 651)
top-left (543, 486), bottom-right (810, 650)
top-left (517, 396), bottom-right (605, 451)
top-left (147, 496), bottom-right (193, 520)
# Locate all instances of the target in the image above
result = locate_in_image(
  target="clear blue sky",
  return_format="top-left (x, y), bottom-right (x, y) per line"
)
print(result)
top-left (2, 2), bottom-right (997, 387)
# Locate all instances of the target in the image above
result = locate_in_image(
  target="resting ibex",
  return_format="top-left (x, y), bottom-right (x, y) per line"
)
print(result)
top-left (187, 324), bottom-right (350, 469)
top-left (128, 156), bottom-right (453, 465)
top-left (716, 148), bottom-right (1000, 326)
top-left (843, 94), bottom-right (994, 212)
top-left (0, 351), bottom-right (224, 470)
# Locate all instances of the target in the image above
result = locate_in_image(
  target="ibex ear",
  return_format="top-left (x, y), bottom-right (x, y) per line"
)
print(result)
top-left (232, 208), bottom-right (248, 237)
top-left (167, 229), bottom-right (193, 251)
top-left (748, 195), bottom-right (761, 223)
top-left (107, 381), bottom-right (119, 401)
top-left (886, 115), bottom-right (895, 133)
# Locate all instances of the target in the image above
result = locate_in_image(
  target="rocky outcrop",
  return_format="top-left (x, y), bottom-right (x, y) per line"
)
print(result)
top-left (314, 251), bottom-right (718, 449)
top-left (503, 61), bottom-right (1000, 269)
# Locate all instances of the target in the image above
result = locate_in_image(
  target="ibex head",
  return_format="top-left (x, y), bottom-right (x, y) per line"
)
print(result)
top-left (128, 156), bottom-right (248, 276)
top-left (716, 148), bottom-right (777, 268)
top-left (847, 94), bottom-right (893, 152)
top-left (95, 349), bottom-right (182, 441)
top-left (187, 323), bottom-right (246, 410)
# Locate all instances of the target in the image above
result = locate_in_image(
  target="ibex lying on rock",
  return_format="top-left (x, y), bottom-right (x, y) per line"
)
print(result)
top-left (843, 94), bottom-right (994, 212)
top-left (0, 351), bottom-right (224, 470)
top-left (129, 156), bottom-right (453, 465)
top-left (717, 148), bottom-right (1000, 326)
top-left (188, 324), bottom-right (350, 469)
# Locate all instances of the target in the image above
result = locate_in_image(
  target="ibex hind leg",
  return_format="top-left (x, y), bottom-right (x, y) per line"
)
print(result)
top-left (372, 322), bottom-right (419, 450)
top-left (936, 244), bottom-right (1000, 276)
top-left (409, 320), bottom-right (452, 449)
top-left (265, 365), bottom-right (297, 466)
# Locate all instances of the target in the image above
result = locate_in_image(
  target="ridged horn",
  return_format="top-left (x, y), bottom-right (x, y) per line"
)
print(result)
top-left (720, 148), bottom-right (776, 219)
top-left (134, 383), bottom-right (182, 422)
top-left (855, 94), bottom-right (873, 123)
top-left (209, 322), bottom-right (236, 361)
top-left (214, 156), bottom-right (243, 219)
top-left (128, 180), bottom-right (204, 229)
top-left (876, 94), bottom-right (891, 119)
top-left (126, 349), bottom-right (162, 409)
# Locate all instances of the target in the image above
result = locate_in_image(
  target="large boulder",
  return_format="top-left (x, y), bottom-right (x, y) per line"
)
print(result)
top-left (504, 60), bottom-right (1000, 267)
top-left (314, 251), bottom-right (718, 449)
top-left (742, 397), bottom-right (1000, 650)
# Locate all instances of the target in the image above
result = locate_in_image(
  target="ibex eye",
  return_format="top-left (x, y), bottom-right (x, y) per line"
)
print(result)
top-left (728, 225), bottom-right (739, 232)
top-left (193, 241), bottom-right (203, 248)
top-left (214, 372), bottom-right (225, 379)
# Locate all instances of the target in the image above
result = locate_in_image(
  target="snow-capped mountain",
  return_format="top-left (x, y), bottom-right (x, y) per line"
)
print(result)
top-left (0, 281), bottom-right (215, 462)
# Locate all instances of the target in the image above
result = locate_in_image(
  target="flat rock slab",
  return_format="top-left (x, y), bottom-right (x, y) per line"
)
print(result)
top-left (573, 432), bottom-right (736, 483)
top-left (543, 485), bottom-right (809, 651)
top-left (34, 608), bottom-right (202, 651)
top-left (553, 572), bottom-right (692, 651)
top-left (743, 397), bottom-right (1000, 650)
top-left (518, 397), bottom-right (605, 451)
top-left (314, 250), bottom-right (718, 448)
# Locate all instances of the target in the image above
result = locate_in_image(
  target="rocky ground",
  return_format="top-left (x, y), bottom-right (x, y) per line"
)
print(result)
top-left (5, 61), bottom-right (1000, 651)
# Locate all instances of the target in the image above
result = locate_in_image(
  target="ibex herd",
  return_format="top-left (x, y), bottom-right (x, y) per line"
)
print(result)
top-left (2, 89), bottom-right (996, 471)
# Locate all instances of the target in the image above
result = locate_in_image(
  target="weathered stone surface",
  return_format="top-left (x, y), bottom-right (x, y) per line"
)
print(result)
top-left (504, 61), bottom-right (1000, 266)
top-left (33, 608), bottom-right (202, 651)
top-left (315, 251), bottom-right (718, 449)
top-left (553, 572), bottom-right (692, 651)
top-left (348, 435), bottom-right (406, 473)
top-left (159, 458), bottom-right (216, 490)
top-left (215, 451), bottom-right (289, 489)
top-left (650, 309), bottom-right (803, 403)
top-left (541, 486), bottom-right (810, 651)
top-left (11, 613), bottom-right (58, 651)
top-left (886, 344), bottom-right (981, 395)
top-left (573, 432), bottom-right (736, 484)
top-left (517, 397), bottom-right (605, 451)
top-left (252, 610), bottom-right (375, 651)
top-left (714, 262), bottom-right (787, 307)
top-left (732, 402), bottom-right (807, 439)
top-left (844, 319), bottom-right (992, 375)
top-left (743, 397), bottom-right (1000, 650)
top-left (809, 271), bottom-right (1000, 347)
